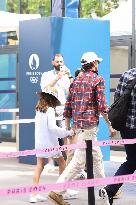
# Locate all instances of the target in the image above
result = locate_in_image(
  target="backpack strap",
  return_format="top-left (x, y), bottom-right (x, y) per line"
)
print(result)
top-left (114, 77), bottom-right (136, 101)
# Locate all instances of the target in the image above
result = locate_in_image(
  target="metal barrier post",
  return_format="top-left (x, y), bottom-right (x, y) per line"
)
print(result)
top-left (16, 115), bottom-right (19, 151)
top-left (86, 140), bottom-right (95, 205)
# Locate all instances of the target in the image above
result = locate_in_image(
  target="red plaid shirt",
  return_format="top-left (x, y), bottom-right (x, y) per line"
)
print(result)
top-left (63, 70), bottom-right (108, 129)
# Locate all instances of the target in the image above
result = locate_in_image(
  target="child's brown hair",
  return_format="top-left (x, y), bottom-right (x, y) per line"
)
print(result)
top-left (36, 92), bottom-right (60, 113)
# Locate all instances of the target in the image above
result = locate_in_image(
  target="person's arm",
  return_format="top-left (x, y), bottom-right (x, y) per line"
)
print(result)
top-left (40, 72), bottom-right (59, 90)
top-left (63, 117), bottom-right (71, 145)
top-left (114, 72), bottom-right (128, 101)
top-left (65, 117), bottom-right (71, 129)
top-left (63, 84), bottom-right (73, 145)
top-left (47, 108), bottom-right (74, 138)
top-left (63, 83), bottom-right (73, 119)
top-left (95, 76), bottom-right (108, 114)
top-left (40, 71), bottom-right (69, 90)
top-left (114, 75), bottom-right (123, 101)
top-left (101, 112), bottom-right (116, 137)
top-left (95, 76), bottom-right (117, 137)
top-left (45, 75), bottom-right (59, 88)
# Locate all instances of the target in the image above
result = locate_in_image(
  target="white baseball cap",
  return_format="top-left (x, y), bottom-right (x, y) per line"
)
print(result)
top-left (81, 52), bottom-right (103, 65)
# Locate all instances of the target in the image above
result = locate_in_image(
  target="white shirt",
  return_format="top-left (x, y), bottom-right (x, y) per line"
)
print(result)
top-left (40, 70), bottom-right (70, 105)
top-left (35, 107), bottom-right (72, 158)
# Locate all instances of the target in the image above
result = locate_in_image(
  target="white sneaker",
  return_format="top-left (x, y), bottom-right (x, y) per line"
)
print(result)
top-left (44, 164), bottom-right (56, 173)
top-left (62, 189), bottom-right (78, 200)
top-left (99, 188), bottom-right (111, 205)
top-left (29, 194), bottom-right (47, 203)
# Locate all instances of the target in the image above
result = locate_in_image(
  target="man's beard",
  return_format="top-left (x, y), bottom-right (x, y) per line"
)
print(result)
top-left (54, 65), bottom-right (60, 71)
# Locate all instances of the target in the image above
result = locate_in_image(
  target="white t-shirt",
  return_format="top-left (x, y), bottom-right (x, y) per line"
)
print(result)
top-left (35, 107), bottom-right (72, 158)
top-left (40, 70), bottom-right (70, 105)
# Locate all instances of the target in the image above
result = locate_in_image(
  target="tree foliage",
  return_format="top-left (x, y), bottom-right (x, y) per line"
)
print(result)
top-left (7, 0), bottom-right (51, 16)
top-left (80, 0), bottom-right (119, 18)
top-left (7, 0), bottom-right (119, 17)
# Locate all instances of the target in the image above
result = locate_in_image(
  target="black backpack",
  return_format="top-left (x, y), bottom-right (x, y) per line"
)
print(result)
top-left (108, 78), bottom-right (136, 131)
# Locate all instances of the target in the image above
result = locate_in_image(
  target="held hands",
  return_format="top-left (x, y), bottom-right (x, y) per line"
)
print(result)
top-left (69, 128), bottom-right (75, 136)
top-left (66, 128), bottom-right (75, 139)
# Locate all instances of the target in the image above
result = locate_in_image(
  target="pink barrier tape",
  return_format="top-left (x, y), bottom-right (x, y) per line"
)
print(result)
top-left (0, 143), bottom-right (86, 159)
top-left (0, 173), bottom-right (136, 196)
top-left (0, 138), bottom-right (136, 159)
top-left (0, 119), bottom-right (35, 125)
top-left (0, 108), bottom-right (19, 113)
top-left (93, 138), bottom-right (136, 147)
top-left (0, 139), bottom-right (136, 159)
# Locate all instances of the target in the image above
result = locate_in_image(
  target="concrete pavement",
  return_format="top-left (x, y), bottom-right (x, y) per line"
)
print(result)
top-left (0, 142), bottom-right (136, 205)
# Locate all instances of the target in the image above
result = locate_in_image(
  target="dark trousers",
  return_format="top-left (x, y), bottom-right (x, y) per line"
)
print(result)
top-left (106, 127), bottom-right (136, 197)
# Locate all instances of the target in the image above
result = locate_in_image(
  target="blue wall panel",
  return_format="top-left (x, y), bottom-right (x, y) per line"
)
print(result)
top-left (19, 18), bottom-right (52, 164)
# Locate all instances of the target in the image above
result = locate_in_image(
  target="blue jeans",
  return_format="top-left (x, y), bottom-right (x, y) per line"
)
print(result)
top-left (106, 127), bottom-right (136, 197)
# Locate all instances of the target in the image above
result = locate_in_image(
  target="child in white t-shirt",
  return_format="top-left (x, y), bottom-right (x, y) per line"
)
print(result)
top-left (29, 87), bottom-right (74, 203)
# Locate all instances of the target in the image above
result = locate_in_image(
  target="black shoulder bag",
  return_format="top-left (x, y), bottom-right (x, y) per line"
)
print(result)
top-left (108, 78), bottom-right (136, 131)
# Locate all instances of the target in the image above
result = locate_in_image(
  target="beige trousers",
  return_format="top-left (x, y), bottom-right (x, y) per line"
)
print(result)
top-left (66, 134), bottom-right (77, 166)
top-left (57, 125), bottom-right (105, 184)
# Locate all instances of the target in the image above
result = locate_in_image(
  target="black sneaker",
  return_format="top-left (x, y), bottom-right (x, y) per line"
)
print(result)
top-left (99, 188), bottom-right (113, 205)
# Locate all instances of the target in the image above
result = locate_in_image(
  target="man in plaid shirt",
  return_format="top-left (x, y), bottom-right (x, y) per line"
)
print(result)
top-left (48, 52), bottom-right (116, 205)
top-left (99, 68), bottom-right (136, 205)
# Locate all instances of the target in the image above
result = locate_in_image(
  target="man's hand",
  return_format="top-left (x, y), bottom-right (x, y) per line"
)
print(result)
top-left (109, 125), bottom-right (117, 137)
top-left (101, 112), bottom-right (117, 137)
top-left (57, 70), bottom-right (68, 79)
top-left (60, 65), bottom-right (70, 73)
